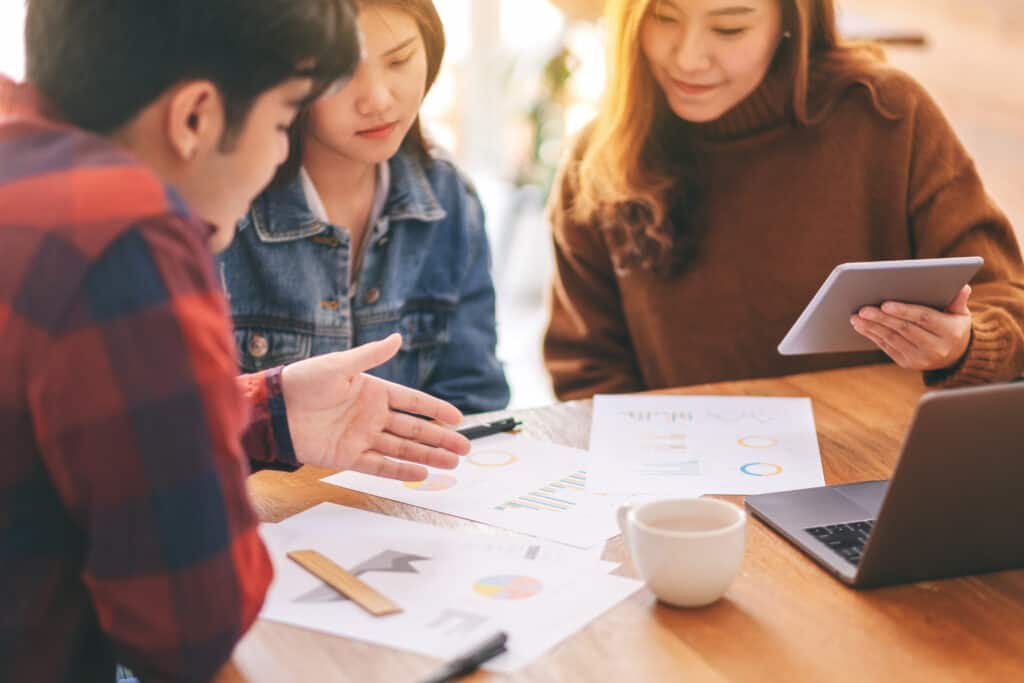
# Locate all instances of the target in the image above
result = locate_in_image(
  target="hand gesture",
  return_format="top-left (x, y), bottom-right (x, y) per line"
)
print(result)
top-left (280, 334), bottom-right (471, 481)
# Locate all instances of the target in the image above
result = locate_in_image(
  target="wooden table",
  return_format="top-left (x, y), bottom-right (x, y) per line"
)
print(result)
top-left (220, 364), bottom-right (1024, 682)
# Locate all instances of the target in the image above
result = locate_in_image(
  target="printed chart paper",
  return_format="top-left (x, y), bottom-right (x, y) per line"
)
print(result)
top-left (322, 434), bottom-right (629, 548)
top-left (259, 504), bottom-right (641, 672)
top-left (588, 395), bottom-right (825, 496)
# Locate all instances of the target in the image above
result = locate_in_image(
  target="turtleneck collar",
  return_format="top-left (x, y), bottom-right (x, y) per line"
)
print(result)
top-left (683, 63), bottom-right (794, 142)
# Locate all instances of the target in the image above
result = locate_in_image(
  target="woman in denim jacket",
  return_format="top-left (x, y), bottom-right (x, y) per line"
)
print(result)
top-left (219, 0), bottom-right (510, 414)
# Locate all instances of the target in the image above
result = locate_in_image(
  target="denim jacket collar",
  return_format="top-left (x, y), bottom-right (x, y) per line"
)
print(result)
top-left (249, 174), bottom-right (326, 242)
top-left (384, 150), bottom-right (447, 224)
top-left (248, 149), bottom-right (447, 243)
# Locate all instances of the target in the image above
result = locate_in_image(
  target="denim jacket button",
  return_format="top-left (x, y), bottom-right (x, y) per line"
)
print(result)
top-left (248, 334), bottom-right (269, 359)
top-left (364, 287), bottom-right (381, 305)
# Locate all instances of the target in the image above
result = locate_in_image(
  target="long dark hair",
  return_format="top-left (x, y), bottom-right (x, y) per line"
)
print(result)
top-left (273, 0), bottom-right (446, 185)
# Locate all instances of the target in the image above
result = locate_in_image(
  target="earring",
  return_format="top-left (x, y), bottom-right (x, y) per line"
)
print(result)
top-left (783, 30), bottom-right (792, 39)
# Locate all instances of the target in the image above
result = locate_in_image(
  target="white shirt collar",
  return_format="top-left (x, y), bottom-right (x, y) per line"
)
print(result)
top-left (299, 167), bottom-right (330, 223)
top-left (299, 163), bottom-right (391, 228)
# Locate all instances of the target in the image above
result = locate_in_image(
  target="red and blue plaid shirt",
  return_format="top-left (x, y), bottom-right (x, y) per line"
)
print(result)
top-left (0, 77), bottom-right (296, 682)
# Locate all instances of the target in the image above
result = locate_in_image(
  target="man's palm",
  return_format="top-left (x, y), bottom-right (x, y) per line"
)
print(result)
top-left (281, 335), bottom-right (470, 481)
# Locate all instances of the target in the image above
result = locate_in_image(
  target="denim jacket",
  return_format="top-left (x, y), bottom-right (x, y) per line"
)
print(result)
top-left (217, 148), bottom-right (510, 414)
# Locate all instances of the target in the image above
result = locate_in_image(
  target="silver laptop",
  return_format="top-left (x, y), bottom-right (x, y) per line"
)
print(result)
top-left (746, 381), bottom-right (1024, 588)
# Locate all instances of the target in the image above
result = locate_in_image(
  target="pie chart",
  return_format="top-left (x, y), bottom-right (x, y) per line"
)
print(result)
top-left (473, 575), bottom-right (543, 600)
top-left (403, 474), bottom-right (458, 491)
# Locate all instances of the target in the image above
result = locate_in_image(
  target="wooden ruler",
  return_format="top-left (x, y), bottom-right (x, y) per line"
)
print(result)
top-left (287, 550), bottom-right (402, 617)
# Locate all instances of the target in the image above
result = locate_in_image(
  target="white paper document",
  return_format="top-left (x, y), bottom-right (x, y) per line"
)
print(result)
top-left (321, 434), bottom-right (629, 548)
top-left (259, 504), bottom-right (641, 672)
top-left (588, 395), bottom-right (826, 496)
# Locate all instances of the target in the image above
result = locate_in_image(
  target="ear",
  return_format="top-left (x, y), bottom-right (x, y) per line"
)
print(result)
top-left (165, 81), bottom-right (226, 162)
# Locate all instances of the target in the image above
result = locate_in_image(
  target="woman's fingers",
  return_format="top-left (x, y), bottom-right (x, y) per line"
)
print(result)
top-left (856, 306), bottom-right (940, 347)
top-left (853, 295), bottom-right (974, 370)
top-left (852, 316), bottom-right (913, 366)
top-left (943, 285), bottom-right (972, 316)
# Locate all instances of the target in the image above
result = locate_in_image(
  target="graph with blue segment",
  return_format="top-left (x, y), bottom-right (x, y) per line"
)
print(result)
top-left (496, 471), bottom-right (588, 512)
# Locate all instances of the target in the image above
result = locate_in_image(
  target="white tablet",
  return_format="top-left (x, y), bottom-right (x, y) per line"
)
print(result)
top-left (778, 257), bottom-right (984, 356)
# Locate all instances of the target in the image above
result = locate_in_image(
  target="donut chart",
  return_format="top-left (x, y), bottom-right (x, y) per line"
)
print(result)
top-left (738, 436), bottom-right (779, 449)
top-left (740, 462), bottom-right (784, 477)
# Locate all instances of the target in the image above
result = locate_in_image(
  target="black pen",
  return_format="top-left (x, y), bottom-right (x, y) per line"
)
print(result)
top-left (418, 632), bottom-right (508, 683)
top-left (456, 417), bottom-right (522, 440)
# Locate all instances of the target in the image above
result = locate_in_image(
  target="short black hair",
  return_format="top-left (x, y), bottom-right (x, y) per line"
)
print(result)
top-left (25, 0), bottom-right (361, 146)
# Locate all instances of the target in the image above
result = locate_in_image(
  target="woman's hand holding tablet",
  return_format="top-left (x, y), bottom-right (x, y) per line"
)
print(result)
top-left (852, 284), bottom-right (973, 371)
top-left (777, 257), bottom-right (984, 365)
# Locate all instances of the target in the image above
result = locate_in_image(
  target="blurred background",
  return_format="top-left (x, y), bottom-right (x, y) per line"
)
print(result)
top-left (3, 0), bottom-right (1021, 409)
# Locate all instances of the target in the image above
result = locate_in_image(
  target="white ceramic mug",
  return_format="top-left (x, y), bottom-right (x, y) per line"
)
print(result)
top-left (617, 497), bottom-right (747, 608)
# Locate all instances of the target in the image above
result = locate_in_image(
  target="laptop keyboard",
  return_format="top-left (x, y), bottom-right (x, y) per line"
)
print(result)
top-left (804, 520), bottom-right (875, 566)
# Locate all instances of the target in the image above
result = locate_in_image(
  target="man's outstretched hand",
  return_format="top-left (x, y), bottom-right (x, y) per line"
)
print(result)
top-left (281, 334), bottom-right (471, 481)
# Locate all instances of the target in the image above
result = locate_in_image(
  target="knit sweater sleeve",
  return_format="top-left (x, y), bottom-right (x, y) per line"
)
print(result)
top-left (901, 77), bottom-right (1024, 386)
top-left (543, 159), bottom-right (646, 400)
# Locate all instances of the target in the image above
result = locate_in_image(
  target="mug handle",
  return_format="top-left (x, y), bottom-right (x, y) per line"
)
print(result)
top-left (616, 502), bottom-right (635, 544)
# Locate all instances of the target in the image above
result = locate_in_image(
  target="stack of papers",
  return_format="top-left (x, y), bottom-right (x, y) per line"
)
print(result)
top-left (265, 394), bottom-right (825, 668)
top-left (260, 504), bottom-right (641, 672)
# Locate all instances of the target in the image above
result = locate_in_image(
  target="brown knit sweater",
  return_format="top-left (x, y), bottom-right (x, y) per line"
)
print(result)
top-left (544, 63), bottom-right (1024, 400)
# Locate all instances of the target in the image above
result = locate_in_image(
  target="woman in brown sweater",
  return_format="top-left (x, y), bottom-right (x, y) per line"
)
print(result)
top-left (544, 0), bottom-right (1024, 399)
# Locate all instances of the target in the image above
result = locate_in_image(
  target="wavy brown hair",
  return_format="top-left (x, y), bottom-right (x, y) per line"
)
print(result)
top-left (569, 0), bottom-right (892, 276)
top-left (273, 0), bottom-right (445, 185)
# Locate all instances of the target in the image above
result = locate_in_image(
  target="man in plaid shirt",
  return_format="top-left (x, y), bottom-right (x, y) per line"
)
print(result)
top-left (0, 1), bottom-right (471, 681)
